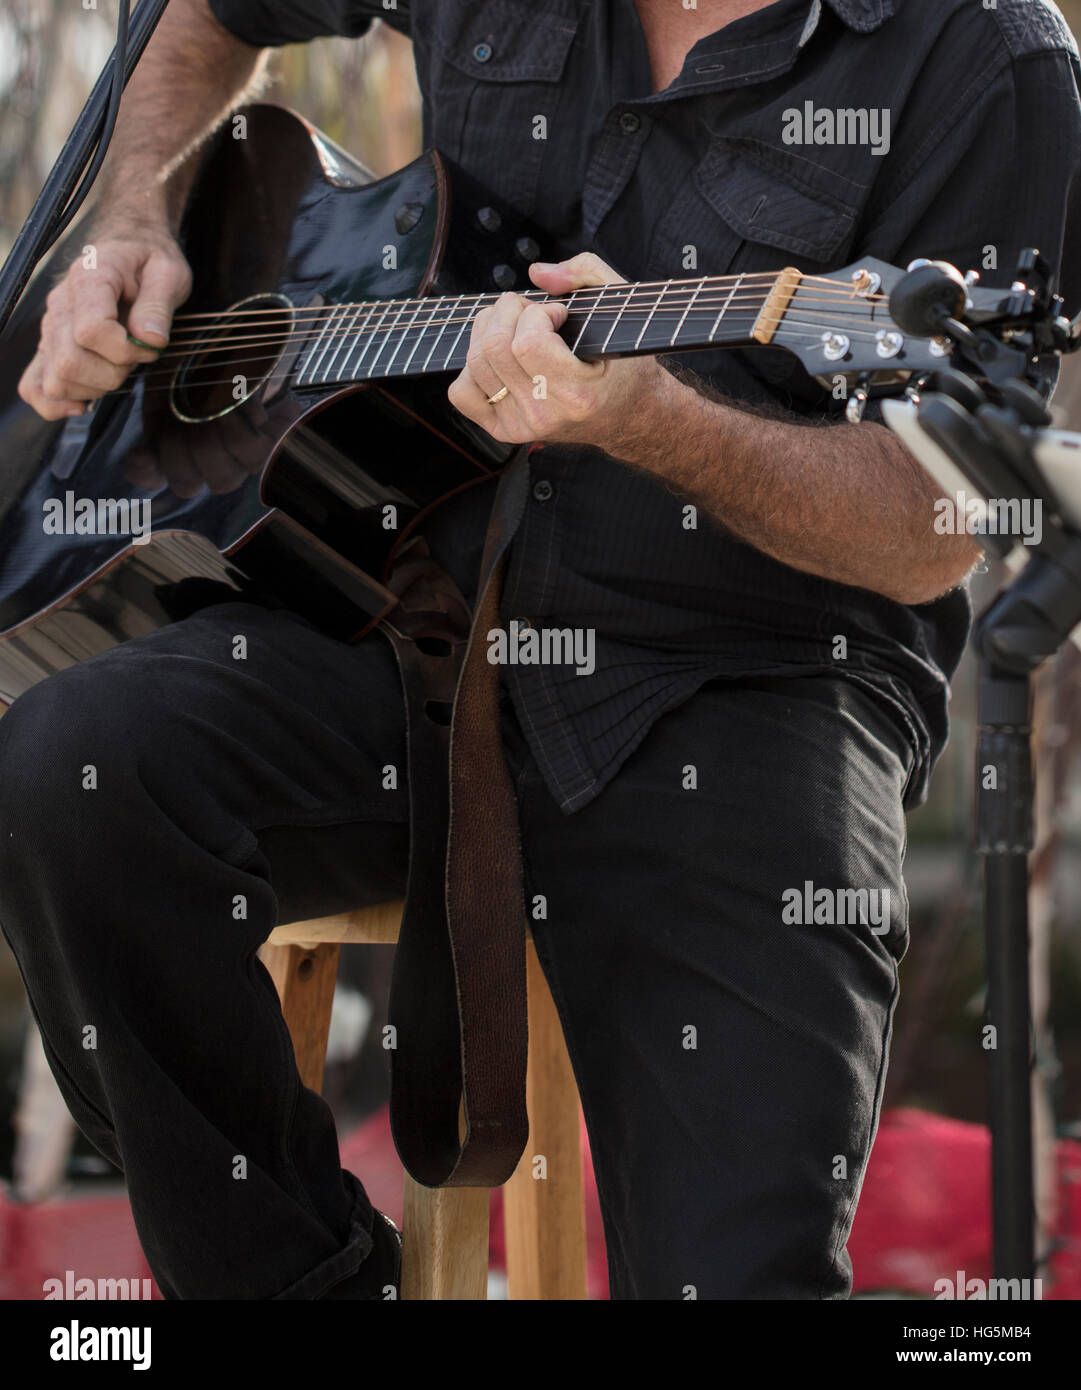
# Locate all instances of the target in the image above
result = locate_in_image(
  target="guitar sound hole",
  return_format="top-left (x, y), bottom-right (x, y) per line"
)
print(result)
top-left (169, 292), bottom-right (294, 424)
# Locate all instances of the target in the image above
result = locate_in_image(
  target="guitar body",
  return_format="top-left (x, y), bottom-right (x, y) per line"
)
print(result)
top-left (0, 105), bottom-right (1018, 704)
top-left (0, 105), bottom-right (549, 703)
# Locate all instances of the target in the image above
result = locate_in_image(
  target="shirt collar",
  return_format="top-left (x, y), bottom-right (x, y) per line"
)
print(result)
top-left (823, 0), bottom-right (897, 32)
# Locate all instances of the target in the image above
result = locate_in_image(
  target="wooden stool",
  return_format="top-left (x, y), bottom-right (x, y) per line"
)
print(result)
top-left (260, 904), bottom-right (588, 1299)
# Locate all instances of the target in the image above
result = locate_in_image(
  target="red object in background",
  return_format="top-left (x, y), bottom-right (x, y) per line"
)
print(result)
top-left (0, 1191), bottom-right (157, 1300)
top-left (2, 1106), bottom-right (1079, 1299)
top-left (849, 1107), bottom-right (1081, 1299)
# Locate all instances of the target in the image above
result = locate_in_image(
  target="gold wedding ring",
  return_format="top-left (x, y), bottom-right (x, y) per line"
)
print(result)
top-left (487, 385), bottom-right (510, 405)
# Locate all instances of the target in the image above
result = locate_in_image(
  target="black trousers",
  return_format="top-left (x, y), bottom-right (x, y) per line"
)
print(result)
top-left (0, 598), bottom-right (914, 1299)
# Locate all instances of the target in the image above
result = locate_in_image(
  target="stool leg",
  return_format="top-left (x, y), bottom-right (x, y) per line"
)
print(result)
top-left (262, 938), bottom-right (490, 1300)
top-left (401, 1180), bottom-right (490, 1300)
top-left (259, 941), bottom-right (341, 1092)
top-left (503, 936), bottom-right (588, 1299)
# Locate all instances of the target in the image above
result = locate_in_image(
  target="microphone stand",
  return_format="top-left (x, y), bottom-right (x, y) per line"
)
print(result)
top-left (0, 0), bottom-right (173, 336)
top-left (887, 253), bottom-right (1081, 1285)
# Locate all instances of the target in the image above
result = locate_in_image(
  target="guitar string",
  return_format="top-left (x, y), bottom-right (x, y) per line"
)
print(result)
top-left (160, 292), bottom-right (890, 345)
top-left (115, 309), bottom-right (916, 384)
top-left (153, 273), bottom-right (883, 333)
top-left (156, 296), bottom-right (890, 354)
top-left (127, 313), bottom-right (900, 392)
top-left (158, 286), bottom-right (890, 346)
top-left (77, 315), bottom-right (924, 405)
top-left (138, 295), bottom-right (902, 365)
top-left (163, 269), bottom-right (892, 325)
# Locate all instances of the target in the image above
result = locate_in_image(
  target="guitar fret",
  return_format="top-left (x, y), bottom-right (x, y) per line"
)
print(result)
top-left (570, 286), bottom-right (604, 355)
top-left (363, 299), bottom-right (412, 378)
top-left (386, 300), bottom-right (430, 376)
top-left (400, 306), bottom-right (438, 375)
top-left (322, 302), bottom-right (363, 383)
top-left (337, 300), bottom-right (380, 382)
top-left (443, 294), bottom-right (482, 370)
top-left (601, 286), bottom-right (630, 354)
top-left (708, 273), bottom-right (744, 343)
top-left (424, 294), bottom-right (463, 372)
top-left (633, 279), bottom-right (671, 350)
top-left (670, 276), bottom-right (708, 348)
top-left (351, 300), bottom-right (397, 379)
top-left (297, 311), bottom-right (335, 387)
top-left (309, 305), bottom-right (349, 384)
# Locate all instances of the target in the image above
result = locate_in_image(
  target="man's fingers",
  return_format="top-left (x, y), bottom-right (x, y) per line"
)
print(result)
top-left (71, 270), bottom-right (155, 368)
top-left (468, 294), bottom-right (536, 397)
top-left (528, 252), bottom-right (625, 295)
top-left (449, 363), bottom-right (532, 440)
top-left (17, 355), bottom-right (86, 420)
top-left (126, 248), bottom-right (192, 347)
top-left (511, 301), bottom-right (584, 377)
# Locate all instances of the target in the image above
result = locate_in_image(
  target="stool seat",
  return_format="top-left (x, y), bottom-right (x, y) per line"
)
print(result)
top-left (260, 901), bottom-right (587, 1300)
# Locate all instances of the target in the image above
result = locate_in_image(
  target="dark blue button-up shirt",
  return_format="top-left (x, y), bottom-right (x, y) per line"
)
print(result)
top-left (209, 0), bottom-right (1081, 811)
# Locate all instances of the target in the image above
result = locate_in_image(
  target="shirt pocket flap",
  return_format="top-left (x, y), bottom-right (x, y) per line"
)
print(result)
top-left (695, 139), bottom-right (862, 264)
top-left (431, 0), bottom-right (579, 83)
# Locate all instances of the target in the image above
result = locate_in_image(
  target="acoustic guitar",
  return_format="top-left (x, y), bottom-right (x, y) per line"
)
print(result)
top-left (0, 102), bottom-right (1015, 704)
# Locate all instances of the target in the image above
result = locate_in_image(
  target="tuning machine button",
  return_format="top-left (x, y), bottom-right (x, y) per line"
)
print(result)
top-left (845, 375), bottom-right (871, 424)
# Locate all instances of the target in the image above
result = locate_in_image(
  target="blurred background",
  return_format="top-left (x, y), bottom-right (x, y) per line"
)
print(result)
top-left (1, 0), bottom-right (1080, 1299)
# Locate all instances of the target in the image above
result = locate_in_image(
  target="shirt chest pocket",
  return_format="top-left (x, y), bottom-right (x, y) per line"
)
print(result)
top-left (412, 0), bottom-right (580, 220)
top-left (647, 136), bottom-right (866, 281)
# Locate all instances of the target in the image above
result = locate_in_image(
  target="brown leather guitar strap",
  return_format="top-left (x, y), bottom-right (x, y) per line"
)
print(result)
top-left (377, 446), bottom-right (531, 1187)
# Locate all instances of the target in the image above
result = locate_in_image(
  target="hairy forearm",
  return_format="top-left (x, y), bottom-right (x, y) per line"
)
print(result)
top-left (94, 0), bottom-right (268, 232)
top-left (604, 365), bottom-right (981, 606)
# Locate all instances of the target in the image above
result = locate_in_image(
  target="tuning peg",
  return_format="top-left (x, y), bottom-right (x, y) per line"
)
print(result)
top-left (845, 375), bottom-right (871, 423)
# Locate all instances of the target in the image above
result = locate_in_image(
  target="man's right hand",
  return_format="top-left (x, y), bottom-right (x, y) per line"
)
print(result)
top-left (18, 221), bottom-right (193, 421)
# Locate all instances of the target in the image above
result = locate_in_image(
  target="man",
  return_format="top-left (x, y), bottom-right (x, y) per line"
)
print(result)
top-left (4, 0), bottom-right (1080, 1299)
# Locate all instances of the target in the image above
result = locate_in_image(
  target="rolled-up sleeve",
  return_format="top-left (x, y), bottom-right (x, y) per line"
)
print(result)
top-left (207, 0), bottom-right (409, 47)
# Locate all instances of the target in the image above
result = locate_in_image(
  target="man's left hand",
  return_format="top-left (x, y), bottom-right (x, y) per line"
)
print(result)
top-left (447, 251), bottom-right (675, 451)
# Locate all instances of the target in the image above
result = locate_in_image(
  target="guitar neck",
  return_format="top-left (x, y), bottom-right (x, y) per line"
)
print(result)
top-left (293, 272), bottom-right (795, 390)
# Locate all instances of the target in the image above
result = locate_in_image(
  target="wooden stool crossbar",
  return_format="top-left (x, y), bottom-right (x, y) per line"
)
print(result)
top-left (260, 903), bottom-right (588, 1299)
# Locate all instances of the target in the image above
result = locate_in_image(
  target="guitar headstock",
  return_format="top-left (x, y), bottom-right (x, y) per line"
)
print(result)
top-left (769, 257), bottom-right (1020, 397)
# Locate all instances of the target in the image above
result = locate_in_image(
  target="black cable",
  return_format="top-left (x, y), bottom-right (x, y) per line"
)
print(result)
top-left (42, 0), bottom-right (130, 252)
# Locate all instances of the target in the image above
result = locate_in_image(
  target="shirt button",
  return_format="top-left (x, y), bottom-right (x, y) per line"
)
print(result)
top-left (619, 110), bottom-right (641, 134)
top-left (473, 42), bottom-right (493, 63)
top-left (532, 479), bottom-right (553, 502)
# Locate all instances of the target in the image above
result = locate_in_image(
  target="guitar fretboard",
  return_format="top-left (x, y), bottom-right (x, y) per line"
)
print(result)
top-left (293, 275), bottom-right (772, 389)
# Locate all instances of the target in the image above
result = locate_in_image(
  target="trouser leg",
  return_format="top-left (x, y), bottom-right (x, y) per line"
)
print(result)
top-left (0, 602), bottom-right (409, 1299)
top-left (506, 674), bottom-right (914, 1300)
